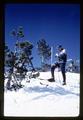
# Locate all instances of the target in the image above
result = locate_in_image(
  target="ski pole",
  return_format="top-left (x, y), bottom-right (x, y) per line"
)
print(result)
top-left (58, 68), bottom-right (61, 84)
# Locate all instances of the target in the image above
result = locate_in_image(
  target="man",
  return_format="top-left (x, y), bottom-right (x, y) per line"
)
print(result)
top-left (50, 45), bottom-right (67, 85)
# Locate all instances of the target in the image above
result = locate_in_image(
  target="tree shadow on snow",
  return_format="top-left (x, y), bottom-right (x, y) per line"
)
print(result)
top-left (23, 85), bottom-right (79, 100)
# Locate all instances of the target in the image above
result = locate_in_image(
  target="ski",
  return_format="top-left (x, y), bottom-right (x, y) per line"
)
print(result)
top-left (38, 78), bottom-right (55, 87)
top-left (39, 82), bottom-right (49, 86)
top-left (38, 78), bottom-right (66, 87)
top-left (38, 78), bottom-right (55, 82)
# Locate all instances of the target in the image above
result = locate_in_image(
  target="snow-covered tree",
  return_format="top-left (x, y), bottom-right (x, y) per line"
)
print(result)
top-left (11, 26), bottom-right (35, 71)
top-left (4, 44), bottom-right (16, 90)
top-left (66, 59), bottom-right (80, 73)
top-left (5, 45), bottom-right (15, 72)
top-left (15, 40), bottom-right (34, 71)
top-left (4, 26), bottom-right (35, 90)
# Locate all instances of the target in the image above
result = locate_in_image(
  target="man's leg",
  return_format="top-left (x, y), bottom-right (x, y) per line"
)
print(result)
top-left (61, 63), bottom-right (66, 85)
top-left (62, 71), bottom-right (66, 84)
top-left (51, 63), bottom-right (59, 80)
top-left (51, 65), bottom-right (55, 79)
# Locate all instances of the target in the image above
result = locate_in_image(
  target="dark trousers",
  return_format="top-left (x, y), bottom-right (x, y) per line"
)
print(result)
top-left (51, 62), bottom-right (66, 83)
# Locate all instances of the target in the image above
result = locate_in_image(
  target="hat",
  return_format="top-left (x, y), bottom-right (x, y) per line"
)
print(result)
top-left (56, 45), bottom-right (62, 49)
top-left (58, 45), bottom-right (62, 48)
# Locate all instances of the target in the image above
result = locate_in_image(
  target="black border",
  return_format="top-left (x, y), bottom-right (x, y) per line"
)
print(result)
top-left (0, 2), bottom-right (4, 118)
top-left (0, 0), bottom-right (82, 120)
top-left (80, 0), bottom-right (83, 119)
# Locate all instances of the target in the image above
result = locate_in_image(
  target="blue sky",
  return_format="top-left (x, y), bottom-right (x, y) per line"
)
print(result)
top-left (5, 4), bottom-right (80, 67)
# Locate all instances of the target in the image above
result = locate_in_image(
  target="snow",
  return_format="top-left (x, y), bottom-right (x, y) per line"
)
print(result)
top-left (4, 71), bottom-right (80, 117)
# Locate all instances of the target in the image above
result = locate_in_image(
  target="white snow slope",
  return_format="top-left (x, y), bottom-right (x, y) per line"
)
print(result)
top-left (4, 71), bottom-right (80, 117)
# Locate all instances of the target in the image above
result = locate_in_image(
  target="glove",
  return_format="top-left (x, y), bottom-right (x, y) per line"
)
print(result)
top-left (55, 53), bottom-right (59, 57)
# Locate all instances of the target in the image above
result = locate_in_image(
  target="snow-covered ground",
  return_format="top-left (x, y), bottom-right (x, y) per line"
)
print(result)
top-left (4, 71), bottom-right (80, 117)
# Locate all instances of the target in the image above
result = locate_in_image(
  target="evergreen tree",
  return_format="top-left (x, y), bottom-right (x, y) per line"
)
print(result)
top-left (4, 26), bottom-right (35, 90)
top-left (15, 40), bottom-right (34, 70)
top-left (5, 45), bottom-right (15, 69)
top-left (11, 26), bottom-right (35, 71)
top-left (37, 39), bottom-right (51, 71)
top-left (4, 44), bottom-right (16, 89)
top-left (11, 26), bottom-right (24, 38)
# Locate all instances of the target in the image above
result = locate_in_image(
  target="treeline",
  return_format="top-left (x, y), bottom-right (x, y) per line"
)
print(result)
top-left (5, 26), bottom-right (51, 73)
top-left (5, 26), bottom-right (80, 73)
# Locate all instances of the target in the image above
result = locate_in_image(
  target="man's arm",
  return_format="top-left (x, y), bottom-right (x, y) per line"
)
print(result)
top-left (55, 49), bottom-right (67, 62)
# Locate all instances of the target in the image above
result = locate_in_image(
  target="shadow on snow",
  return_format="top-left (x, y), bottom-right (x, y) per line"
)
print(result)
top-left (23, 84), bottom-right (79, 100)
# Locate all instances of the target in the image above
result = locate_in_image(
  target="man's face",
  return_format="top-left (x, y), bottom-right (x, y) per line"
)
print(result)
top-left (58, 47), bottom-right (62, 52)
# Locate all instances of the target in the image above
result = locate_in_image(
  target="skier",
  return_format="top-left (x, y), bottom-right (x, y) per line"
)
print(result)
top-left (50, 45), bottom-right (67, 85)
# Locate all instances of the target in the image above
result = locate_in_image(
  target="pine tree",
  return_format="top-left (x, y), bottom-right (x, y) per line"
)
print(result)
top-left (11, 26), bottom-right (24, 38)
top-left (11, 26), bottom-right (35, 71)
top-left (15, 40), bottom-right (34, 71)
top-left (37, 39), bottom-right (51, 71)
top-left (5, 45), bottom-right (15, 69)
top-left (4, 44), bottom-right (16, 89)
top-left (4, 26), bottom-right (35, 90)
